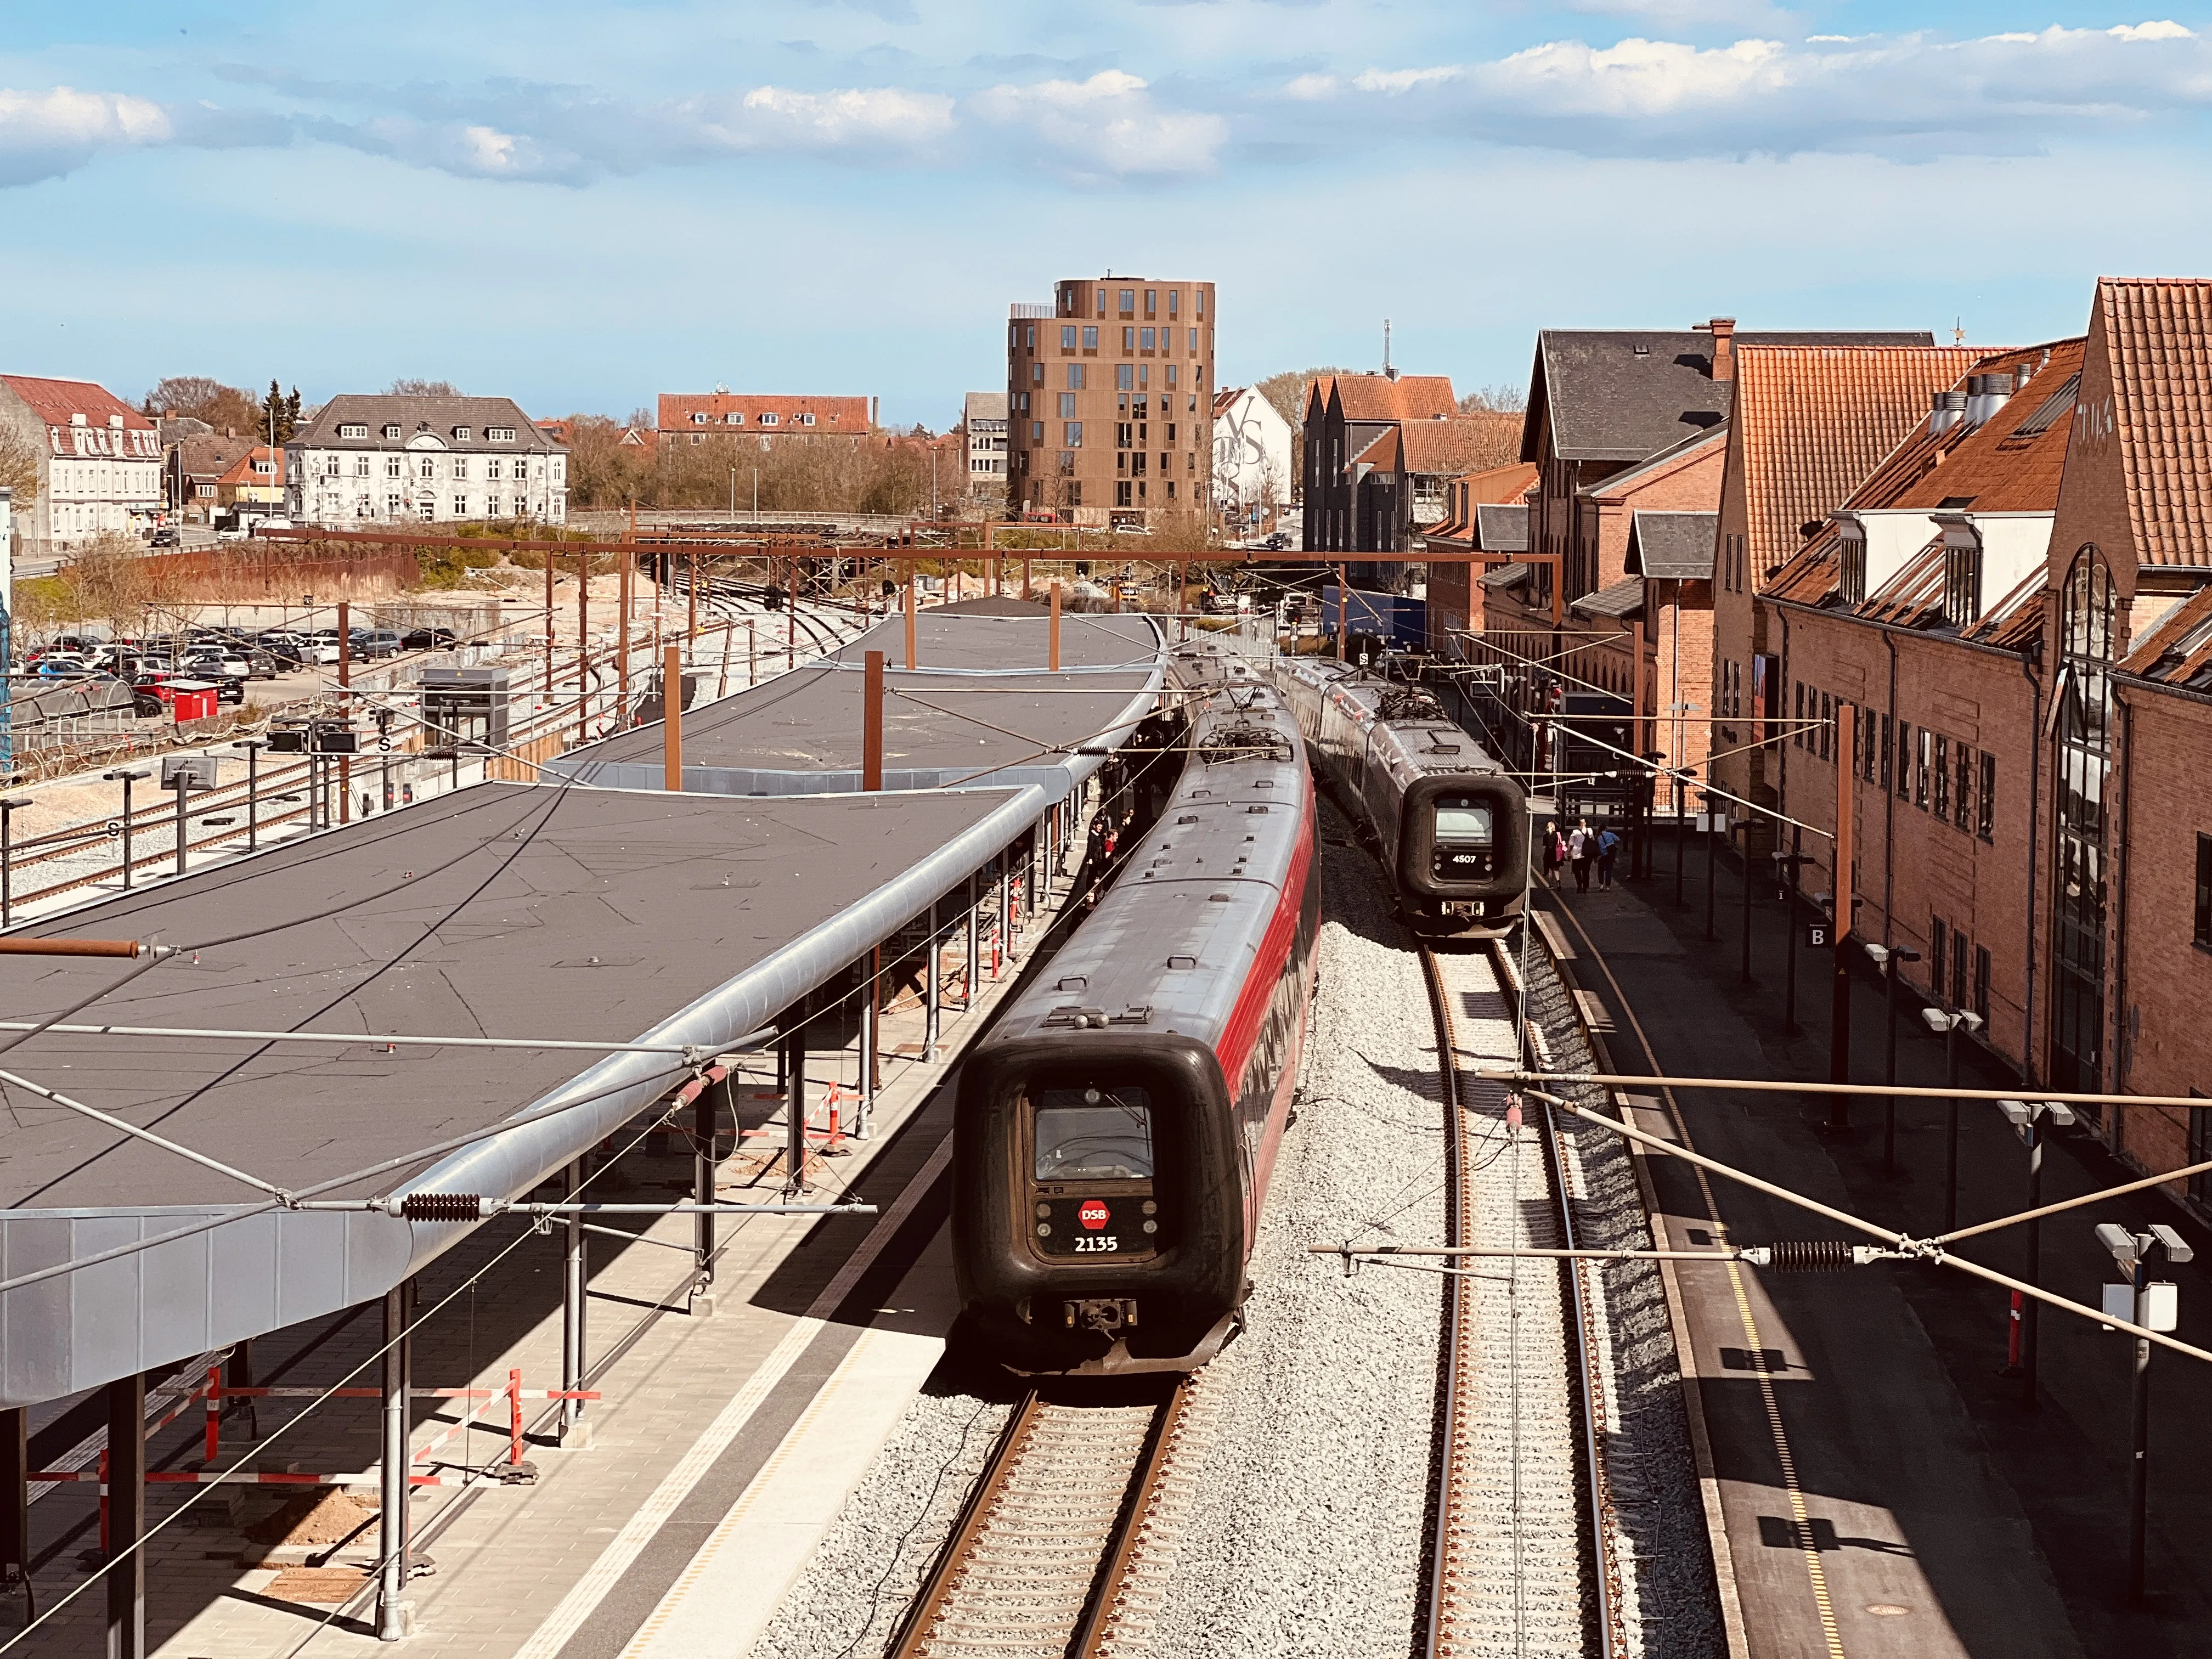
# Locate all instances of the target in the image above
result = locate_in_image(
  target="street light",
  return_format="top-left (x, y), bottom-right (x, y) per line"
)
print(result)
top-left (103, 769), bottom-right (150, 891)
top-left (2094, 1221), bottom-right (2193, 1604)
top-left (1772, 850), bottom-right (1814, 1031)
top-left (1996, 1098), bottom-right (2075, 1407)
top-left (1863, 943), bottom-right (1921, 1174)
top-left (1920, 1005), bottom-right (1984, 1231)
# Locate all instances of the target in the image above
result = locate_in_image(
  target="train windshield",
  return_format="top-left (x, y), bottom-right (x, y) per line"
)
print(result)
top-left (1032, 1086), bottom-right (1154, 1180)
top-left (1435, 801), bottom-right (1494, 843)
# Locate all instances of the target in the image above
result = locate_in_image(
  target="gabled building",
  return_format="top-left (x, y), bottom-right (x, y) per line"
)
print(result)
top-left (963, 392), bottom-right (1009, 505)
top-left (288, 395), bottom-right (568, 526)
top-left (1753, 340), bottom-right (2079, 1070)
top-left (1300, 371), bottom-right (1458, 558)
top-left (0, 375), bottom-right (164, 553)
top-left (658, 392), bottom-right (874, 446)
top-left (1210, 386), bottom-right (1293, 538)
top-left (1704, 338), bottom-right (1985, 831)
top-left (215, 445), bottom-right (287, 522)
top-left (164, 426), bottom-right (259, 522)
top-left (1419, 461), bottom-right (1538, 656)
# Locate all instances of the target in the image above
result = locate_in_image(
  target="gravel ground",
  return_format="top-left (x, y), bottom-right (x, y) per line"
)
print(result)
top-left (1516, 931), bottom-right (1726, 1659)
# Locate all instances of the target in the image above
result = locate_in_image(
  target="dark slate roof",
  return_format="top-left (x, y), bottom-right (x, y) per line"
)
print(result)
top-left (1627, 511), bottom-right (1718, 579)
top-left (1474, 503), bottom-right (1530, 553)
top-left (294, 395), bottom-right (565, 453)
top-left (1524, 330), bottom-right (1937, 464)
top-left (1478, 562), bottom-right (1532, 591)
top-left (1570, 575), bottom-right (1646, 619)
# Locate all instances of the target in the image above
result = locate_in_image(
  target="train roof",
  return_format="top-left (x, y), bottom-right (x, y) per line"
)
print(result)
top-left (984, 684), bottom-right (1309, 1058)
top-left (1278, 656), bottom-right (1513, 781)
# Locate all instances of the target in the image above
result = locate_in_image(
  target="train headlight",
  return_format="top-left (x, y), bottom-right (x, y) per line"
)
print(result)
top-left (1142, 1220), bottom-right (1158, 1234)
top-left (1037, 1223), bottom-right (1052, 1237)
top-left (1036, 1203), bottom-right (1052, 1218)
top-left (1142, 1200), bottom-right (1158, 1215)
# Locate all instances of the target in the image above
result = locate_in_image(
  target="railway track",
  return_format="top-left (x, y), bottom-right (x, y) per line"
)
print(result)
top-left (889, 1378), bottom-right (1197, 1659)
top-left (1420, 939), bottom-right (1626, 1659)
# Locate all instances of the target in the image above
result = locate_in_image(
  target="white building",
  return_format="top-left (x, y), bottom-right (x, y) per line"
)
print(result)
top-left (288, 394), bottom-right (568, 527)
top-left (1210, 386), bottom-right (1292, 535)
top-left (963, 392), bottom-right (1008, 502)
top-left (0, 376), bottom-right (166, 555)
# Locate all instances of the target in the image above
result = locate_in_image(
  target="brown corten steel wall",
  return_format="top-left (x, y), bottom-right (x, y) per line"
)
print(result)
top-left (2109, 685), bottom-right (2212, 1193)
top-left (1006, 276), bottom-right (1216, 530)
top-left (1773, 603), bottom-right (2044, 1069)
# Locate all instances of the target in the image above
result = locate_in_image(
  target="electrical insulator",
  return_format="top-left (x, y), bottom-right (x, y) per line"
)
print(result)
top-left (398, 1193), bottom-right (484, 1222)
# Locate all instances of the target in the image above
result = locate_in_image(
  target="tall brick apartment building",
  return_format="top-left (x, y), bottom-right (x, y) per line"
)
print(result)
top-left (1003, 276), bottom-right (1216, 529)
top-left (1737, 278), bottom-right (2212, 1214)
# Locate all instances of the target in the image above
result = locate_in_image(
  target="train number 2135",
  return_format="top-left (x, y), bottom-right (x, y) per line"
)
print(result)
top-left (1073, 1234), bottom-right (1120, 1253)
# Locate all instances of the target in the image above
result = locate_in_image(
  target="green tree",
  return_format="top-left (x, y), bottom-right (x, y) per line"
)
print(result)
top-left (259, 379), bottom-right (299, 443)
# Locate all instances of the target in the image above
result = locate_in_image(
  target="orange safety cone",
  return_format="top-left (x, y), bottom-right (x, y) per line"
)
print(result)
top-left (822, 1086), bottom-right (853, 1156)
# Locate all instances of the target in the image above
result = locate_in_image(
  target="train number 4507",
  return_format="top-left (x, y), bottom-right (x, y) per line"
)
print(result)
top-left (1073, 1234), bottom-right (1121, 1253)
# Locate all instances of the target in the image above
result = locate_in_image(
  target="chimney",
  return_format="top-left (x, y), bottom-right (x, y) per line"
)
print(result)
top-left (1963, 373), bottom-right (2011, 431)
top-left (1704, 317), bottom-right (1737, 381)
top-left (1928, 391), bottom-right (1968, 436)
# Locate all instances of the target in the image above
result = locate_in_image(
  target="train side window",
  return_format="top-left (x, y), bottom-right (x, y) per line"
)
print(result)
top-left (1032, 1086), bottom-right (1154, 1180)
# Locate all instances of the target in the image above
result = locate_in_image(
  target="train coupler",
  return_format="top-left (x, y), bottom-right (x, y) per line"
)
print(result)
top-left (1064, 1297), bottom-right (1140, 1335)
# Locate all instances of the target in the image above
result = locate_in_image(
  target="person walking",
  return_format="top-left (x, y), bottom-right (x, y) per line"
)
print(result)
top-left (1569, 819), bottom-right (1593, 893)
top-left (1597, 824), bottom-right (1621, 889)
top-left (1541, 819), bottom-right (1562, 885)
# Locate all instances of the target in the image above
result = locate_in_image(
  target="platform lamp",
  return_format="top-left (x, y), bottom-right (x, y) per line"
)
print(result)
top-left (1770, 850), bottom-right (1815, 1032)
top-left (1997, 1098), bottom-right (2075, 1409)
top-left (103, 769), bottom-right (150, 891)
top-left (2095, 1221), bottom-right (2193, 1604)
top-left (1920, 1005), bottom-right (1984, 1232)
top-left (1862, 943), bottom-right (1921, 1173)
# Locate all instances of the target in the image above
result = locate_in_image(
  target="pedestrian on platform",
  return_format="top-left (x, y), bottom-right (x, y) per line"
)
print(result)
top-left (1569, 819), bottom-right (1593, 893)
top-left (1542, 820), bottom-right (1562, 884)
top-left (1597, 825), bottom-right (1621, 889)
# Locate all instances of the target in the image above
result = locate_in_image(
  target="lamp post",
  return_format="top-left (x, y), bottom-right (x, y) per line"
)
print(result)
top-left (1921, 1006), bottom-right (1984, 1232)
top-left (1863, 943), bottom-right (1920, 1174)
top-left (1638, 750), bottom-right (1666, 881)
top-left (1731, 817), bottom-right (1753, 984)
top-left (104, 769), bottom-right (149, 891)
top-left (1673, 764), bottom-right (1695, 908)
top-left (1705, 802), bottom-right (1720, 941)
top-left (1997, 1098), bottom-right (2075, 1407)
top-left (2094, 1221), bottom-right (2193, 1604)
top-left (1771, 850), bottom-right (1813, 1032)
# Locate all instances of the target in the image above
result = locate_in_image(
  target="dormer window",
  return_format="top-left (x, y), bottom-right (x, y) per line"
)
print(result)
top-left (725, 412), bottom-right (743, 425)
top-left (382, 425), bottom-right (402, 440)
top-left (802, 413), bottom-right (816, 426)
top-left (760, 413), bottom-right (780, 426)
top-left (453, 426), bottom-right (472, 441)
top-left (488, 427), bottom-right (516, 441)
top-left (340, 424), bottom-right (369, 439)
top-left (1839, 538), bottom-right (1866, 605)
top-left (691, 411), bottom-right (709, 425)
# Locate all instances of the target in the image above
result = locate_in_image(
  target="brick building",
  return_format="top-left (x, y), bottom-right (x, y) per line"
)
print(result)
top-left (1705, 340), bottom-right (1985, 838)
top-left (1755, 340), bottom-right (2078, 1068)
top-left (1004, 276), bottom-right (1216, 529)
top-left (1300, 373), bottom-right (1511, 563)
top-left (1419, 461), bottom-right (1538, 655)
top-left (0, 375), bottom-right (164, 553)
top-left (657, 392), bottom-right (874, 447)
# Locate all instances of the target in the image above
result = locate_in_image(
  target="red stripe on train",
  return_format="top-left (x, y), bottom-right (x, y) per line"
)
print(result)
top-left (1214, 794), bottom-right (1316, 1087)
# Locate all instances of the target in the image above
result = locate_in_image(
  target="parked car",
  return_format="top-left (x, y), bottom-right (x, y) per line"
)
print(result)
top-left (182, 648), bottom-right (253, 680)
top-left (288, 634), bottom-right (343, 666)
top-left (35, 653), bottom-right (93, 678)
top-left (149, 527), bottom-right (180, 548)
top-left (355, 630), bottom-right (404, 659)
top-left (401, 626), bottom-right (459, 650)
top-left (133, 668), bottom-right (245, 708)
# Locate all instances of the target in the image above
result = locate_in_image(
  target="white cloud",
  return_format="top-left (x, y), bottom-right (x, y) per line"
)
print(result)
top-left (1351, 66), bottom-right (1462, 94)
top-left (1488, 37), bottom-right (1788, 115)
top-left (970, 70), bottom-right (1226, 180)
top-left (2109, 20), bottom-right (2193, 41)
top-left (733, 85), bottom-right (956, 146)
top-left (0, 87), bottom-right (171, 185)
top-left (1285, 72), bottom-right (1339, 99)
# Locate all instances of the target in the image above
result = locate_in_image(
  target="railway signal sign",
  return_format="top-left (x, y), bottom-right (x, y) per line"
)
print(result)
top-left (1805, 922), bottom-right (1830, 948)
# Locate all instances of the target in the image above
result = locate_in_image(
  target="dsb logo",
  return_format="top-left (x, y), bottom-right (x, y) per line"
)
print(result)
top-left (1077, 1199), bottom-right (1110, 1231)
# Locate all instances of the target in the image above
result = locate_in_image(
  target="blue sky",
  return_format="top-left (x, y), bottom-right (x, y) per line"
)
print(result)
top-left (5, 2), bottom-right (2211, 427)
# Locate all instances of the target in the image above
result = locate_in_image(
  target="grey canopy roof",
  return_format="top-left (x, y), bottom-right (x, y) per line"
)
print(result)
top-left (1627, 511), bottom-right (1719, 580)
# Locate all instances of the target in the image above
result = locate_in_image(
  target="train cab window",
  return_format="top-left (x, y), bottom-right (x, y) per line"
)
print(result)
top-left (1435, 802), bottom-right (1494, 843)
top-left (1432, 795), bottom-right (1498, 883)
top-left (1032, 1087), bottom-right (1153, 1180)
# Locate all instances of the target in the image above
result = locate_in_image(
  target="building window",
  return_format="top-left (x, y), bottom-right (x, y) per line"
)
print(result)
top-left (383, 425), bottom-right (402, 439)
top-left (803, 413), bottom-right (816, 426)
top-left (418, 458), bottom-right (436, 480)
top-left (1058, 393), bottom-right (1077, 419)
top-left (1931, 917), bottom-right (1947, 1005)
top-left (1122, 327), bottom-right (1135, 352)
top-left (1894, 721), bottom-right (1909, 797)
top-left (1065, 422), bottom-right (1082, 447)
top-left (387, 456), bottom-right (403, 478)
top-left (1793, 682), bottom-right (1804, 747)
top-left (1116, 479), bottom-right (1132, 506)
top-left (340, 423), bottom-right (368, 439)
top-left (1167, 289), bottom-right (1178, 316)
top-left (761, 413), bottom-right (779, 426)
top-left (725, 413), bottom-right (744, 426)
top-left (452, 458), bottom-right (470, 481)
top-left (1955, 743), bottom-right (1973, 832)
top-left (1024, 325), bottom-right (1035, 349)
top-left (1933, 735), bottom-right (1949, 820)
top-left (489, 427), bottom-right (516, 441)
top-left (1978, 752), bottom-right (1996, 841)
top-left (1032, 364), bottom-right (1044, 385)
top-left (1944, 540), bottom-right (1983, 627)
top-left (354, 455), bottom-right (370, 477)
top-left (487, 459), bottom-right (503, 481)
top-left (1840, 537), bottom-right (1866, 604)
top-left (2196, 833), bottom-right (2212, 948)
top-left (1062, 325), bottom-right (1077, 350)
top-left (1083, 326), bottom-right (1098, 351)
top-left (1189, 328), bottom-right (1199, 353)
top-left (1117, 365), bottom-right (1135, 392)
top-left (1819, 692), bottom-right (1832, 761)
top-left (1166, 364), bottom-right (1178, 388)
top-left (2051, 545), bottom-right (2117, 1093)
top-left (1031, 421), bottom-right (1043, 441)
top-left (387, 492), bottom-right (404, 515)
top-left (453, 426), bottom-right (472, 441)
top-left (1974, 944), bottom-right (1991, 1026)
top-left (1140, 327), bottom-right (1155, 351)
top-left (1951, 930), bottom-right (1970, 1013)
top-left (691, 411), bottom-right (709, 425)
top-left (1119, 289), bottom-right (1135, 314)
top-left (1068, 365), bottom-right (1086, 391)
top-left (1916, 727), bottom-right (1932, 809)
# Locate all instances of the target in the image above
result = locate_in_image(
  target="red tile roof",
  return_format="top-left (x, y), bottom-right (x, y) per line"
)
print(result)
top-left (2, 374), bottom-right (162, 460)
top-left (1399, 411), bottom-right (1520, 477)
top-left (216, 447), bottom-right (282, 487)
top-left (1421, 461), bottom-right (1539, 545)
top-left (2096, 277), bottom-right (2212, 567)
top-left (2121, 584), bottom-right (2212, 686)
top-left (1764, 338), bottom-right (2085, 611)
top-left (1313, 373), bottom-right (1456, 423)
top-left (657, 393), bottom-right (871, 435)
top-left (1350, 426), bottom-right (1402, 471)
top-left (1736, 345), bottom-right (1985, 580)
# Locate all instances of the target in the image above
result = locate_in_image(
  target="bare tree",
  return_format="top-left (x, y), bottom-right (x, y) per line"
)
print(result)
top-left (1459, 383), bottom-right (1528, 414)
top-left (388, 379), bottom-right (460, 397)
top-left (142, 375), bottom-right (262, 432)
top-left (0, 426), bottom-right (41, 511)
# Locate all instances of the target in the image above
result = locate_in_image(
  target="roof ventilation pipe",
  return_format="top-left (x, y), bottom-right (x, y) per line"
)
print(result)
top-left (1929, 391), bottom-right (1969, 435)
top-left (1963, 373), bottom-right (2011, 431)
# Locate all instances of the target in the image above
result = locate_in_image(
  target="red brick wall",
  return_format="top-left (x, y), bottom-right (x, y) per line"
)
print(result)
top-left (2111, 685), bottom-right (2212, 1187)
